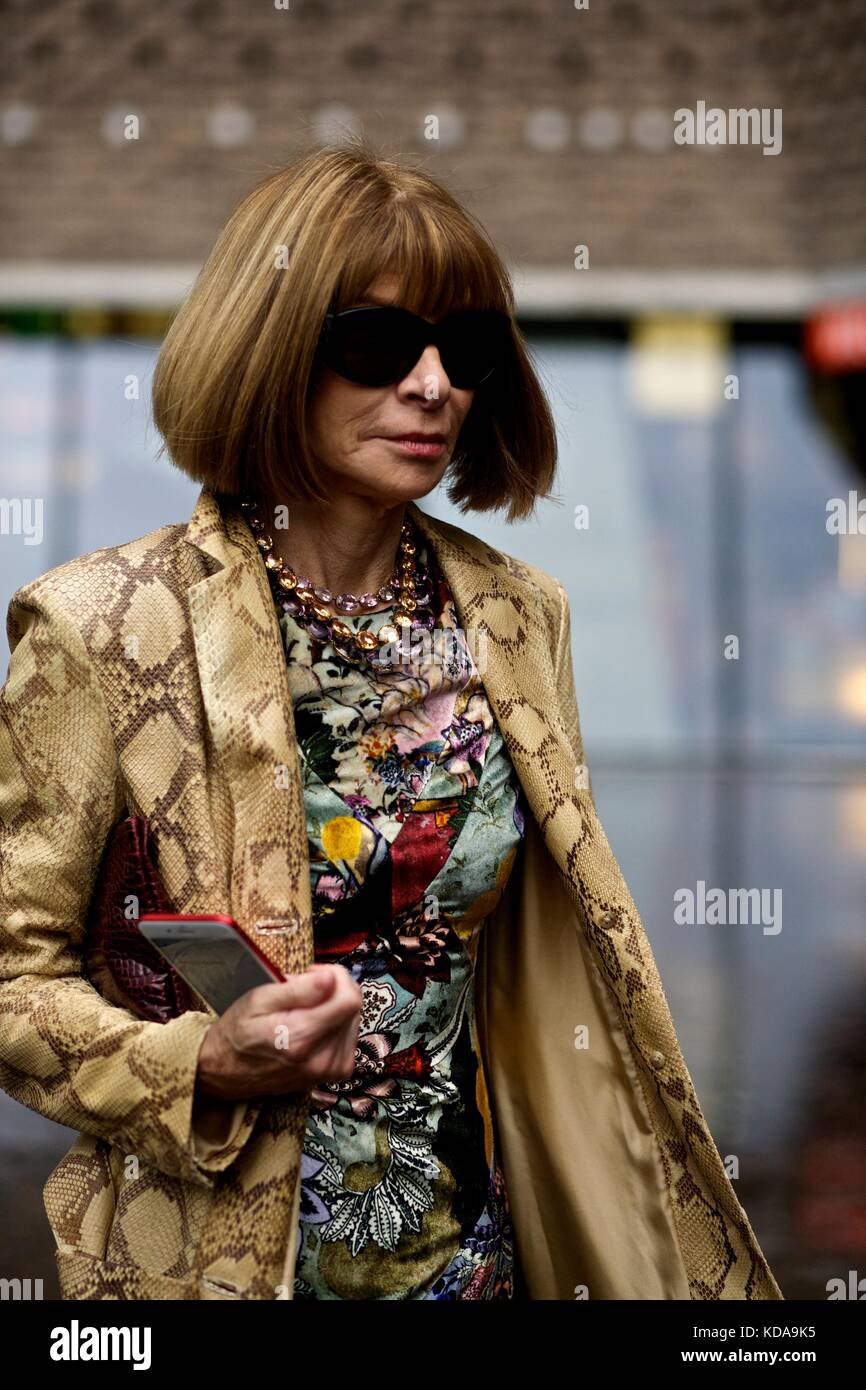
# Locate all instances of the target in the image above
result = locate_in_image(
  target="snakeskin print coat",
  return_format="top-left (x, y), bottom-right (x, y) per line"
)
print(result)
top-left (0, 485), bottom-right (783, 1300)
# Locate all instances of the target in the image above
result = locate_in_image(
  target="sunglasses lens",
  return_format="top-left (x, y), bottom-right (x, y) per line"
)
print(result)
top-left (321, 308), bottom-right (419, 387)
top-left (437, 311), bottom-right (510, 388)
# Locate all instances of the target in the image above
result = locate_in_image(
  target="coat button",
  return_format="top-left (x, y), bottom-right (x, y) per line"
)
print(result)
top-left (649, 1049), bottom-right (666, 1070)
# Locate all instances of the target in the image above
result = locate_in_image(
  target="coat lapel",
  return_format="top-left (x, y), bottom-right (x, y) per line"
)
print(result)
top-left (184, 487), bottom-right (313, 979)
top-left (406, 500), bottom-right (589, 873)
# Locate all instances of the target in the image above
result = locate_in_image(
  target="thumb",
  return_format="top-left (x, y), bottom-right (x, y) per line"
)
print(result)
top-left (250, 968), bottom-right (335, 1013)
top-left (300, 964), bottom-right (337, 995)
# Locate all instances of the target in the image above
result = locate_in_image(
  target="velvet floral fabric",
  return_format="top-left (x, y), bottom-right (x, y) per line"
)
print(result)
top-left (271, 533), bottom-right (526, 1300)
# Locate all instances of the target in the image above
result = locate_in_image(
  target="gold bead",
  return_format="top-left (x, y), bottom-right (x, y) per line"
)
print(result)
top-left (401, 596), bottom-right (417, 613)
top-left (295, 586), bottom-right (315, 603)
top-left (401, 539), bottom-right (416, 556)
top-left (378, 623), bottom-right (399, 644)
top-left (264, 553), bottom-right (282, 570)
top-left (393, 610), bottom-right (412, 626)
top-left (277, 569), bottom-right (297, 592)
top-left (331, 619), bottom-right (352, 641)
top-left (355, 630), bottom-right (379, 651)
top-left (311, 602), bottom-right (331, 621)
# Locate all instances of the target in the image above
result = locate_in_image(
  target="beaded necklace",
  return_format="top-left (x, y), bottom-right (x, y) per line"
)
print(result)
top-left (241, 495), bottom-right (436, 670)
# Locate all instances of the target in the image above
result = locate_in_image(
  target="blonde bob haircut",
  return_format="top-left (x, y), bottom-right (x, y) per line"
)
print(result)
top-left (152, 140), bottom-right (558, 522)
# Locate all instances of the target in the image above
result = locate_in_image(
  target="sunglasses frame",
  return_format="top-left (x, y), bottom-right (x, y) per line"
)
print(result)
top-left (316, 305), bottom-right (513, 389)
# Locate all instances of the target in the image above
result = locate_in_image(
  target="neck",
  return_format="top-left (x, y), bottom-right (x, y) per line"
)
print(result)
top-left (253, 488), bottom-right (410, 604)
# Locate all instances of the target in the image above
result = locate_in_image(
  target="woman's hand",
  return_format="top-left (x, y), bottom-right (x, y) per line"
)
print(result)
top-left (194, 963), bottom-right (363, 1102)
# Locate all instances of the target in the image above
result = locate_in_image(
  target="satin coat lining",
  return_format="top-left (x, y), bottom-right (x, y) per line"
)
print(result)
top-left (475, 808), bottom-right (692, 1300)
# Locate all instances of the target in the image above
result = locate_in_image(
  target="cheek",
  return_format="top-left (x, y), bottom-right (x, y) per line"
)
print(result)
top-left (454, 388), bottom-right (475, 424)
top-left (307, 371), bottom-right (334, 444)
top-left (308, 373), bottom-right (374, 450)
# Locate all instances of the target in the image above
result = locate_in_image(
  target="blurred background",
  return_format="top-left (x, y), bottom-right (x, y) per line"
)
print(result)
top-left (1, 0), bottom-right (865, 1299)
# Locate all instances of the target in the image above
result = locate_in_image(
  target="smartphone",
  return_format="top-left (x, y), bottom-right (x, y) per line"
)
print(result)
top-left (138, 913), bottom-right (285, 1015)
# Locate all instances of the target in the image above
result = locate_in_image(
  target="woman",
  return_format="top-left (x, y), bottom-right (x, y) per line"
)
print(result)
top-left (0, 144), bottom-right (783, 1300)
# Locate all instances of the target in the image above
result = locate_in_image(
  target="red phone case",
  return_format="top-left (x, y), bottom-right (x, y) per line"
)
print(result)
top-left (138, 912), bottom-right (286, 982)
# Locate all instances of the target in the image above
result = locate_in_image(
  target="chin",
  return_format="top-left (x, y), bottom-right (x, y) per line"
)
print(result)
top-left (360, 464), bottom-right (450, 507)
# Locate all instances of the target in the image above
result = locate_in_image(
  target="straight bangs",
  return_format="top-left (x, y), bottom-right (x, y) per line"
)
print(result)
top-left (327, 192), bottom-right (514, 324)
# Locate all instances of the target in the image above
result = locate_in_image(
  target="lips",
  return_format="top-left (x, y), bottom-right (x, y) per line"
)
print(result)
top-left (380, 433), bottom-right (448, 459)
top-left (382, 433), bottom-right (446, 443)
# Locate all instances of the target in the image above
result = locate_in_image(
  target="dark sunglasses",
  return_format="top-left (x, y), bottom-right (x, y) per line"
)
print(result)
top-left (315, 305), bottom-right (512, 389)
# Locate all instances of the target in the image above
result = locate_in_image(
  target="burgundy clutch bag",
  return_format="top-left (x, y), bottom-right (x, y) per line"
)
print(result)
top-left (84, 814), bottom-right (193, 1025)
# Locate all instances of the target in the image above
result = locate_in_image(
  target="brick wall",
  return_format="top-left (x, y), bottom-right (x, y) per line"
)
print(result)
top-left (1, 0), bottom-right (864, 270)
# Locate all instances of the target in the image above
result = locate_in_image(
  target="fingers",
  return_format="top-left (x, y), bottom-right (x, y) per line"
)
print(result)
top-left (275, 970), bottom-right (361, 1083)
top-left (244, 968), bottom-right (339, 1015)
top-left (253, 1004), bottom-right (359, 1093)
top-left (278, 966), bottom-right (362, 1049)
top-left (307, 1000), bottom-right (362, 1078)
top-left (218, 964), bottom-right (363, 1094)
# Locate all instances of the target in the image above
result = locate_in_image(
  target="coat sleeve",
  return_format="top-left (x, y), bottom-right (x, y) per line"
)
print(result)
top-left (0, 582), bottom-right (260, 1185)
top-left (552, 579), bottom-right (596, 807)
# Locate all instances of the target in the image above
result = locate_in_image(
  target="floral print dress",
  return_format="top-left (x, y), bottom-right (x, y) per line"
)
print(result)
top-left (270, 532), bottom-right (527, 1300)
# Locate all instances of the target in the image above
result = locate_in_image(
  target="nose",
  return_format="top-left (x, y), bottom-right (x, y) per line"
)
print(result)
top-left (397, 343), bottom-right (452, 401)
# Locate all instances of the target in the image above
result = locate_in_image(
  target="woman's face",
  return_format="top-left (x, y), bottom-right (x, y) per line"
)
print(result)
top-left (306, 275), bottom-right (476, 509)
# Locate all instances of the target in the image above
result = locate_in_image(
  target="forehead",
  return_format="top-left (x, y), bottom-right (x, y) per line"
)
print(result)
top-left (353, 274), bottom-right (471, 323)
top-left (357, 274), bottom-right (405, 307)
